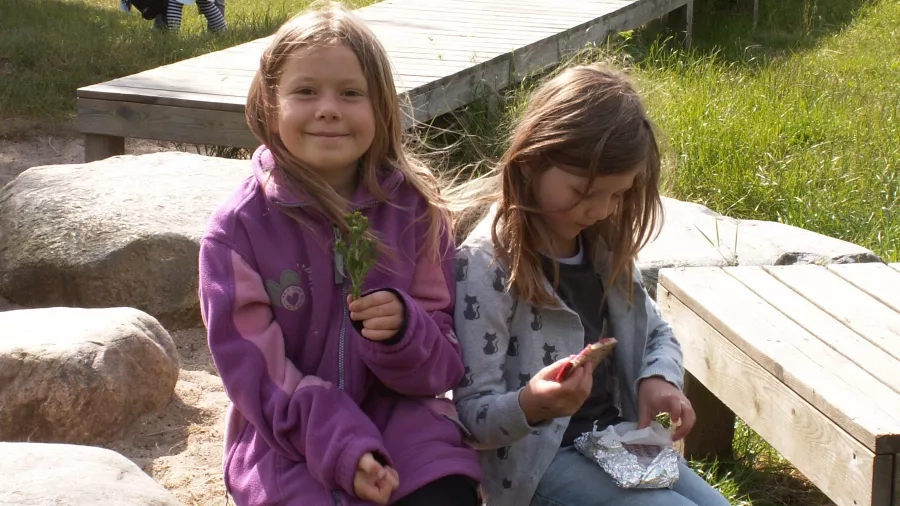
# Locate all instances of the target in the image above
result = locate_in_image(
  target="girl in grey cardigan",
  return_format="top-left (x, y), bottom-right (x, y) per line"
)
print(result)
top-left (451, 65), bottom-right (730, 506)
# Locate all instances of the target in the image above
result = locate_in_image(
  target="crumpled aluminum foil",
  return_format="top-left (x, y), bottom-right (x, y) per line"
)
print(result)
top-left (574, 421), bottom-right (680, 489)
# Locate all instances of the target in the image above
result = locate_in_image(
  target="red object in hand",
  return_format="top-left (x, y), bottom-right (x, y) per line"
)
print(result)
top-left (554, 338), bottom-right (618, 382)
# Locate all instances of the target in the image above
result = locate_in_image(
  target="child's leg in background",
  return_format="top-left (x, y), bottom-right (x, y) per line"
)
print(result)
top-left (530, 446), bottom-right (731, 506)
top-left (164, 1), bottom-right (183, 30)
top-left (393, 475), bottom-right (479, 506)
top-left (196, 0), bottom-right (226, 31)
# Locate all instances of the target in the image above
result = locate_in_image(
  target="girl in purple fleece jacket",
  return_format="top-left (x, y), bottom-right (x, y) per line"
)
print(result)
top-left (197, 3), bottom-right (482, 505)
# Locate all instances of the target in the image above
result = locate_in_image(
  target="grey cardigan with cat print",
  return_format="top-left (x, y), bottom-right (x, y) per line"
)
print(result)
top-left (452, 213), bottom-right (685, 506)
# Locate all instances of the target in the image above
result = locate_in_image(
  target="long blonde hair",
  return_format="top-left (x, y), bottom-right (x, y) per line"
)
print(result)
top-left (245, 1), bottom-right (449, 258)
top-left (451, 64), bottom-right (663, 307)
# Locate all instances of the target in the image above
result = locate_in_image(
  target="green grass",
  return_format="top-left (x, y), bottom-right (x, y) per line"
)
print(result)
top-left (637, 0), bottom-right (900, 262)
top-left (689, 420), bottom-right (834, 505)
top-left (0, 0), bottom-right (376, 136)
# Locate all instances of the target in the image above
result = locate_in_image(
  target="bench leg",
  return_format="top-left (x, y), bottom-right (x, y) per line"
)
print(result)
top-left (682, 371), bottom-right (735, 461)
top-left (668, 1), bottom-right (694, 50)
top-left (84, 134), bottom-right (125, 163)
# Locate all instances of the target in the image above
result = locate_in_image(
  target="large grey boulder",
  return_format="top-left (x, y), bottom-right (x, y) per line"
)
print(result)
top-left (0, 442), bottom-right (182, 505)
top-left (0, 151), bottom-right (251, 330)
top-left (0, 307), bottom-right (180, 444)
top-left (638, 197), bottom-right (882, 297)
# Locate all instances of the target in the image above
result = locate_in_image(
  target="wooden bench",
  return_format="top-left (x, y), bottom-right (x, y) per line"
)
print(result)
top-left (658, 263), bottom-right (900, 506)
top-left (75, 0), bottom-right (694, 162)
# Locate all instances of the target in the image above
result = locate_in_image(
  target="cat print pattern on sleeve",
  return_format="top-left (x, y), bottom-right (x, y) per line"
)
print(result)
top-left (463, 294), bottom-right (481, 320)
top-left (455, 257), bottom-right (469, 282)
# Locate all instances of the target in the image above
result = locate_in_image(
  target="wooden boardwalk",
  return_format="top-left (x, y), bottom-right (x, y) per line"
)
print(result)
top-left (659, 263), bottom-right (900, 506)
top-left (76, 0), bottom-right (693, 161)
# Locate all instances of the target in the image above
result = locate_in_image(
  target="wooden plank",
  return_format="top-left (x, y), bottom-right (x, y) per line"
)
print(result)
top-left (101, 64), bottom-right (432, 95)
top-left (128, 62), bottom-right (258, 77)
top-left (386, 5), bottom-right (601, 23)
top-left (399, 0), bottom-right (631, 14)
top-left (375, 24), bottom-right (539, 46)
top-left (134, 0), bottom-right (663, 73)
top-left (387, 51), bottom-right (496, 64)
top-left (443, 0), bottom-right (634, 5)
top-left (117, 65), bottom-right (256, 80)
top-left (371, 27), bottom-right (563, 49)
top-left (77, 84), bottom-right (246, 111)
top-left (369, 21), bottom-right (567, 41)
top-left (391, 59), bottom-right (482, 76)
top-left (176, 42), bottom-right (502, 74)
top-left (360, 8), bottom-right (596, 30)
top-left (873, 454), bottom-right (895, 506)
top-left (77, 64), bottom-right (481, 127)
top-left (659, 267), bottom-right (900, 454)
top-left (76, 82), bottom-right (467, 147)
top-left (383, 47), bottom-right (500, 59)
top-left (104, 71), bottom-right (254, 97)
top-left (828, 263), bottom-right (900, 315)
top-left (369, 1), bottom-right (603, 22)
top-left (379, 4), bottom-right (654, 84)
top-left (176, 49), bottom-right (496, 72)
top-left (555, 0), bottom-right (692, 54)
top-left (764, 265), bottom-right (900, 363)
top-left (77, 98), bottom-right (258, 148)
top-left (116, 57), bottom-right (462, 87)
top-left (422, 0), bottom-right (633, 6)
top-left (83, 134), bottom-right (125, 163)
top-left (94, 68), bottom-right (434, 100)
top-left (727, 266), bottom-right (900, 396)
top-left (159, 50), bottom-right (261, 73)
top-left (403, 60), bottom-right (511, 123)
top-left (891, 453), bottom-right (900, 506)
top-left (77, 0), bottom-right (693, 152)
top-left (681, 371), bottom-right (735, 461)
top-left (435, 0), bottom-right (633, 13)
top-left (658, 284), bottom-right (878, 506)
top-left (93, 3), bottom-right (618, 114)
top-left (667, 0), bottom-right (693, 49)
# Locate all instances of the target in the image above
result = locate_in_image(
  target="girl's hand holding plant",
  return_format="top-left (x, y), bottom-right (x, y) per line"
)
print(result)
top-left (349, 291), bottom-right (404, 341)
top-left (336, 211), bottom-right (405, 341)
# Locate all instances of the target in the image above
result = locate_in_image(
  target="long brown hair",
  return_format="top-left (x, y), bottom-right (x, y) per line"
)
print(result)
top-left (451, 64), bottom-right (663, 307)
top-left (245, 1), bottom-right (449, 258)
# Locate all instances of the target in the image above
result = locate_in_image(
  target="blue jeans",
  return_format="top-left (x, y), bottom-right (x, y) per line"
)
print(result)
top-left (530, 446), bottom-right (731, 506)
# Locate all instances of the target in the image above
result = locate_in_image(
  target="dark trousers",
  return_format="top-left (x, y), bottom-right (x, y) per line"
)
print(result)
top-left (394, 475), bottom-right (479, 506)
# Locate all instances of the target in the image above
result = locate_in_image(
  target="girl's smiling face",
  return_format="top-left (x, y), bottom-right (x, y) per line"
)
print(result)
top-left (274, 43), bottom-right (376, 197)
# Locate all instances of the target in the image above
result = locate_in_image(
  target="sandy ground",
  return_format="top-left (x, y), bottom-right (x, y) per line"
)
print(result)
top-left (0, 131), bottom-right (180, 187)
top-left (1, 134), bottom-right (229, 506)
top-left (102, 327), bottom-right (230, 506)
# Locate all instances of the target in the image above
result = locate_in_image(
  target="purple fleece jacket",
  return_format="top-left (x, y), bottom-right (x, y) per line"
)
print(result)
top-left (198, 146), bottom-right (481, 505)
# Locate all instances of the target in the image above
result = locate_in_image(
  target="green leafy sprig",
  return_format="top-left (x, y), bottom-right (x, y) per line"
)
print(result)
top-left (334, 211), bottom-right (379, 300)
